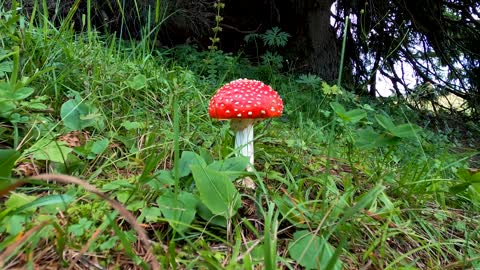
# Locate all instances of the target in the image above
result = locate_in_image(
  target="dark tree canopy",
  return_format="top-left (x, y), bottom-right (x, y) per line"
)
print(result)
top-left (335, 0), bottom-right (479, 108)
top-left (222, 0), bottom-right (479, 116)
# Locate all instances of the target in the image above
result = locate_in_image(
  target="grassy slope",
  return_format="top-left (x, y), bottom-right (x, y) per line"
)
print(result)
top-left (1, 5), bottom-right (480, 270)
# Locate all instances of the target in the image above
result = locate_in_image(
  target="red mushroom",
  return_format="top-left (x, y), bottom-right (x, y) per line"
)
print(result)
top-left (208, 79), bottom-right (284, 171)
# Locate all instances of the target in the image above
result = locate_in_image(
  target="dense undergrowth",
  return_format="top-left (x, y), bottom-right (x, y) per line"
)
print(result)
top-left (1, 2), bottom-right (480, 270)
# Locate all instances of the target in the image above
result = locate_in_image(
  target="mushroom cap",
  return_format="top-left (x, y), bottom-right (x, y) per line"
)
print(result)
top-left (208, 79), bottom-right (284, 120)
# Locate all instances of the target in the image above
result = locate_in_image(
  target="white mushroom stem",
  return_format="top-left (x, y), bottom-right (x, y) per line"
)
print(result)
top-left (231, 119), bottom-right (256, 171)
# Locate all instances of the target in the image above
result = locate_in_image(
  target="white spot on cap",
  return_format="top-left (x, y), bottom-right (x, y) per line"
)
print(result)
top-left (237, 113), bottom-right (242, 117)
top-left (248, 111), bottom-right (252, 115)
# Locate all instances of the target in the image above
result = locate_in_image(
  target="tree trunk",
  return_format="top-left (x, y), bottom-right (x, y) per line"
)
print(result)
top-left (304, 0), bottom-right (339, 82)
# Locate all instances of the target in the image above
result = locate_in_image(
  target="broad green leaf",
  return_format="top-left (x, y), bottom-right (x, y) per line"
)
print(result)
top-left (450, 182), bottom-right (471, 193)
top-left (355, 128), bottom-right (400, 149)
top-left (116, 191), bottom-right (133, 204)
top-left (140, 207), bottom-right (161, 223)
top-left (0, 61), bottom-right (13, 73)
top-left (30, 139), bottom-right (73, 163)
top-left (471, 183), bottom-right (480, 197)
top-left (390, 124), bottom-right (422, 138)
top-left (191, 165), bottom-right (241, 219)
top-left (472, 171), bottom-right (480, 182)
top-left (456, 168), bottom-right (472, 181)
top-left (208, 156), bottom-right (249, 172)
top-left (99, 236), bottom-right (119, 250)
top-left (288, 230), bottom-right (342, 270)
top-left (450, 169), bottom-right (480, 194)
top-left (60, 98), bottom-right (97, 130)
top-left (197, 201), bottom-right (227, 227)
top-left (157, 191), bottom-right (198, 232)
top-left (178, 151), bottom-right (206, 178)
top-left (3, 215), bottom-right (25, 235)
top-left (199, 148), bottom-right (214, 165)
top-left (126, 74), bottom-right (147, 90)
top-left (148, 170), bottom-right (175, 188)
top-left (13, 87), bottom-right (34, 100)
top-left (23, 102), bottom-right (48, 110)
top-left (126, 200), bottom-right (144, 211)
top-left (330, 102), bottom-right (346, 115)
top-left (69, 217), bottom-right (93, 236)
top-left (207, 156), bottom-right (250, 180)
top-left (375, 114), bottom-right (396, 131)
top-left (0, 81), bottom-right (11, 92)
top-left (0, 101), bottom-right (16, 113)
top-left (343, 109), bottom-right (367, 124)
top-left (5, 192), bottom-right (37, 211)
top-left (330, 102), bottom-right (365, 123)
top-left (87, 138), bottom-right (109, 159)
top-left (0, 149), bottom-right (20, 180)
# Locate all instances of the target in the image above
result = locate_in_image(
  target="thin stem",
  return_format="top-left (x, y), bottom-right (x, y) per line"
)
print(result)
top-left (337, 15), bottom-right (349, 87)
top-left (233, 121), bottom-right (255, 171)
top-left (235, 125), bottom-right (254, 170)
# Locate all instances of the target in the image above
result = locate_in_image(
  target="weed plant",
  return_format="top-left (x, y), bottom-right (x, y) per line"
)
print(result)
top-left (0, 1), bottom-right (479, 269)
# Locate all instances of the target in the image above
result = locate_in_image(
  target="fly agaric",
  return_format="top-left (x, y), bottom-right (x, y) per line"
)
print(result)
top-left (208, 79), bottom-right (283, 170)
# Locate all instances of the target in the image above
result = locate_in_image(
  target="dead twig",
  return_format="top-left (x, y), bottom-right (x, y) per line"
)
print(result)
top-left (2, 174), bottom-right (161, 270)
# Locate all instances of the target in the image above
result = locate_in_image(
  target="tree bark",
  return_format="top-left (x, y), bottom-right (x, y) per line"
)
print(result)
top-left (304, 0), bottom-right (339, 82)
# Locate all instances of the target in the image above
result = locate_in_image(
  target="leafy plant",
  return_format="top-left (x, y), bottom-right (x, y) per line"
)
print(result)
top-left (262, 26), bottom-right (290, 47)
top-left (245, 27), bottom-right (290, 72)
top-left (245, 26), bottom-right (290, 48)
top-left (450, 168), bottom-right (480, 203)
top-left (60, 94), bottom-right (104, 131)
top-left (0, 47), bottom-right (49, 124)
top-left (158, 190), bottom-right (198, 233)
top-left (0, 149), bottom-right (20, 181)
top-left (153, 150), bottom-right (246, 223)
top-left (355, 113), bottom-right (422, 149)
top-left (330, 102), bottom-right (367, 124)
top-left (296, 74), bottom-right (322, 88)
top-left (288, 230), bottom-right (342, 270)
top-left (29, 137), bottom-right (73, 164)
top-left (322, 82), bottom-right (343, 96)
top-left (208, 1), bottom-right (225, 51)
top-left (191, 165), bottom-right (241, 219)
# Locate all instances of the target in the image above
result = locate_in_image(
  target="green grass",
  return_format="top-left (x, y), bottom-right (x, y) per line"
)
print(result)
top-left (1, 2), bottom-right (480, 269)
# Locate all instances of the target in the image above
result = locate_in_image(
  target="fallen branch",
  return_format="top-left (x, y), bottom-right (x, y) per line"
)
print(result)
top-left (1, 174), bottom-right (161, 270)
